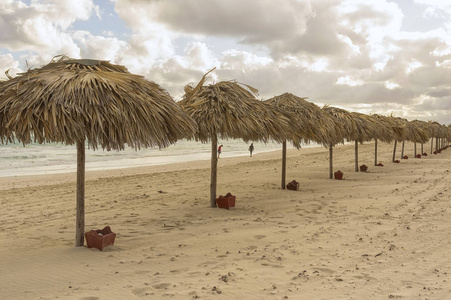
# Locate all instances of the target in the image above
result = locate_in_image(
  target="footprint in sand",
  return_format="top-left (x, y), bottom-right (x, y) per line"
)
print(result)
top-left (153, 283), bottom-right (172, 290)
top-left (79, 297), bottom-right (99, 300)
top-left (254, 235), bottom-right (266, 240)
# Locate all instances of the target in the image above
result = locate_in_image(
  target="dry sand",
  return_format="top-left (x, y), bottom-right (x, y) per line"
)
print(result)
top-left (1, 141), bottom-right (451, 299)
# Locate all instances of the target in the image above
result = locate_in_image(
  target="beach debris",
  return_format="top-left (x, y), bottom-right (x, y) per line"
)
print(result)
top-left (360, 164), bottom-right (368, 172)
top-left (163, 222), bottom-right (180, 228)
top-left (211, 286), bottom-right (222, 294)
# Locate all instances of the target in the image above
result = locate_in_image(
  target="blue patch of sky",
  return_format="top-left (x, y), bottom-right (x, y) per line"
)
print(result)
top-left (71, 0), bottom-right (132, 39)
top-left (390, 0), bottom-right (445, 32)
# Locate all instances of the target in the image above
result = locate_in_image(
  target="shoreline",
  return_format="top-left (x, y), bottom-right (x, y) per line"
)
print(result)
top-left (0, 145), bottom-right (327, 191)
top-left (1, 140), bottom-right (451, 299)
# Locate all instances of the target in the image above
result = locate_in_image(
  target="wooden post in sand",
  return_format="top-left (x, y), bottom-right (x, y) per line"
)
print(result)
top-left (374, 139), bottom-right (378, 166)
top-left (355, 140), bottom-right (359, 172)
top-left (329, 144), bottom-right (333, 179)
top-left (392, 140), bottom-right (397, 162)
top-left (281, 140), bottom-right (287, 189)
top-left (401, 141), bottom-right (405, 158)
top-left (431, 137), bottom-right (434, 154)
top-left (210, 134), bottom-right (218, 207)
top-left (76, 140), bottom-right (85, 247)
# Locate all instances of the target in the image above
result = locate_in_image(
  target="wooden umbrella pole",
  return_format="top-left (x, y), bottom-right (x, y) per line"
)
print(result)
top-left (421, 143), bottom-right (424, 154)
top-left (329, 144), bottom-right (333, 179)
top-left (75, 140), bottom-right (85, 247)
top-left (210, 134), bottom-right (218, 208)
top-left (392, 140), bottom-right (397, 162)
top-left (414, 142), bottom-right (417, 157)
top-left (436, 137), bottom-right (438, 152)
top-left (355, 140), bottom-right (359, 172)
top-left (430, 137), bottom-right (433, 154)
top-left (401, 140), bottom-right (405, 158)
top-left (374, 139), bottom-right (378, 166)
top-left (281, 140), bottom-right (287, 189)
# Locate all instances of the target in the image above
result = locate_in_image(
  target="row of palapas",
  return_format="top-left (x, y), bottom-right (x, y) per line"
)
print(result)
top-left (0, 57), bottom-right (449, 247)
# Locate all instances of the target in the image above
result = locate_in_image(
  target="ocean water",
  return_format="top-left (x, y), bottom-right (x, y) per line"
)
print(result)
top-left (0, 139), bottom-right (320, 177)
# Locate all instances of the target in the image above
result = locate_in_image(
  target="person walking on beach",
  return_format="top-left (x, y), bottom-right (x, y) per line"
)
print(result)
top-left (217, 144), bottom-right (223, 159)
top-left (249, 143), bottom-right (254, 157)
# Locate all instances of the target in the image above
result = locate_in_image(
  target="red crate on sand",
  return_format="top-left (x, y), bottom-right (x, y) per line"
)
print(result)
top-left (85, 226), bottom-right (116, 251)
top-left (334, 170), bottom-right (343, 180)
top-left (216, 193), bottom-right (236, 209)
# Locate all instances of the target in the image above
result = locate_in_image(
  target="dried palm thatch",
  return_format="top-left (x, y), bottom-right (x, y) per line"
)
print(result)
top-left (265, 93), bottom-right (339, 188)
top-left (0, 56), bottom-right (196, 246)
top-left (0, 57), bottom-right (195, 150)
top-left (371, 114), bottom-right (405, 141)
top-left (265, 93), bottom-right (339, 146)
top-left (322, 106), bottom-right (358, 143)
top-left (180, 81), bottom-right (291, 144)
top-left (179, 70), bottom-right (294, 206)
top-left (407, 120), bottom-right (430, 143)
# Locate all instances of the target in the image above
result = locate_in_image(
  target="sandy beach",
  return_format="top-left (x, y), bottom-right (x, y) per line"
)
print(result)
top-left (1, 141), bottom-right (451, 299)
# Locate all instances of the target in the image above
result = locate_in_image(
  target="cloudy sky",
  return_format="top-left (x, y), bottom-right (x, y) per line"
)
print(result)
top-left (1, 0), bottom-right (450, 124)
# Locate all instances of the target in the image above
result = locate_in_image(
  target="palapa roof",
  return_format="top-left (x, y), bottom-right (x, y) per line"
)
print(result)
top-left (322, 105), bottom-right (385, 144)
top-left (0, 56), bottom-right (196, 150)
top-left (372, 114), bottom-right (406, 142)
top-left (179, 72), bottom-right (293, 144)
top-left (350, 112), bottom-right (396, 143)
top-left (265, 93), bottom-right (339, 146)
top-left (428, 121), bottom-right (449, 138)
top-left (407, 120), bottom-right (430, 143)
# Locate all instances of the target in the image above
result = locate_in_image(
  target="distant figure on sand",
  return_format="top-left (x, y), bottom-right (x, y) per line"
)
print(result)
top-left (218, 144), bottom-right (223, 158)
top-left (249, 143), bottom-right (254, 157)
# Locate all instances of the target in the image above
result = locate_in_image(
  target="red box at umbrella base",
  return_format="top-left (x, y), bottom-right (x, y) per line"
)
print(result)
top-left (334, 170), bottom-right (343, 180)
top-left (85, 226), bottom-right (116, 251)
top-left (216, 194), bottom-right (236, 210)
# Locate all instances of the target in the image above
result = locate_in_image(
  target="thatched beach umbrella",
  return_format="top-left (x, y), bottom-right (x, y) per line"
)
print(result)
top-left (361, 113), bottom-right (396, 166)
top-left (371, 114), bottom-right (405, 163)
top-left (179, 72), bottom-right (292, 207)
top-left (384, 117), bottom-right (407, 162)
top-left (429, 121), bottom-right (449, 152)
top-left (391, 117), bottom-right (429, 160)
top-left (322, 106), bottom-right (361, 178)
top-left (265, 93), bottom-right (338, 188)
top-left (0, 56), bottom-right (196, 246)
top-left (406, 120), bottom-right (430, 156)
top-left (350, 112), bottom-right (396, 171)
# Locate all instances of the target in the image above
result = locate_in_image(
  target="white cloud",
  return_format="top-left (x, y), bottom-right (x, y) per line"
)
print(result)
top-left (336, 75), bottom-right (364, 87)
top-left (385, 81), bottom-right (399, 89)
top-left (0, 0), bottom-right (98, 54)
